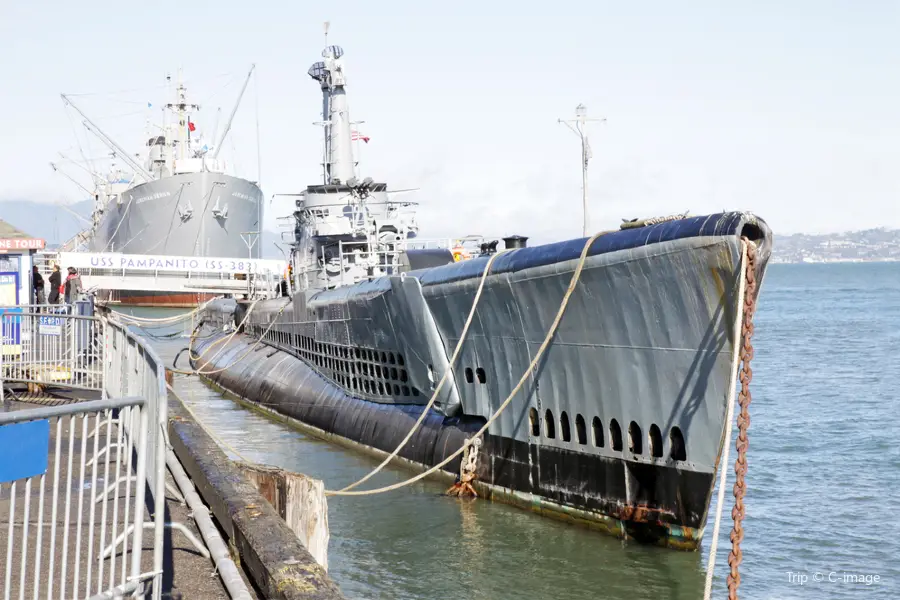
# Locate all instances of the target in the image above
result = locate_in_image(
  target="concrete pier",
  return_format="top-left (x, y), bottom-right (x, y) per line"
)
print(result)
top-left (167, 390), bottom-right (345, 600)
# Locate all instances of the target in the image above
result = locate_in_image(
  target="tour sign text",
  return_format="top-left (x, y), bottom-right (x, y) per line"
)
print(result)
top-left (0, 238), bottom-right (46, 251)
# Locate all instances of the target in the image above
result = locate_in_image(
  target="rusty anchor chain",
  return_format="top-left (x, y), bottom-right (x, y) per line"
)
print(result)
top-left (446, 436), bottom-right (482, 498)
top-left (726, 239), bottom-right (758, 599)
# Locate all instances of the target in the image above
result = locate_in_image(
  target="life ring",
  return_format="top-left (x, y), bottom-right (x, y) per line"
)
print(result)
top-left (452, 247), bottom-right (469, 262)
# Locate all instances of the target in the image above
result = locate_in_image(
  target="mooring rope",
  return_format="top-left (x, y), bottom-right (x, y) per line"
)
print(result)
top-left (188, 299), bottom-right (262, 367)
top-left (703, 240), bottom-right (749, 600)
top-left (114, 299), bottom-right (213, 325)
top-left (726, 239), bottom-right (759, 600)
top-left (175, 300), bottom-right (290, 377)
top-left (326, 229), bottom-right (612, 497)
top-left (336, 249), bottom-right (510, 493)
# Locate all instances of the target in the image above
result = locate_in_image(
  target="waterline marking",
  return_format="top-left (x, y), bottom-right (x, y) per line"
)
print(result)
top-left (787, 571), bottom-right (883, 586)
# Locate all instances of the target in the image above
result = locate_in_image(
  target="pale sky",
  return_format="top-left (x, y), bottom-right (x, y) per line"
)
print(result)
top-left (1, 1), bottom-right (898, 244)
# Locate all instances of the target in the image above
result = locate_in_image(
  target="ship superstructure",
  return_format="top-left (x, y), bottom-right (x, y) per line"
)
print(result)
top-left (191, 38), bottom-right (773, 548)
top-left (288, 44), bottom-right (420, 293)
top-left (58, 69), bottom-right (264, 305)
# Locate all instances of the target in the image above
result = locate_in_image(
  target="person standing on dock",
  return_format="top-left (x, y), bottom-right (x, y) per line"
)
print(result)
top-left (64, 266), bottom-right (82, 304)
top-left (32, 265), bottom-right (45, 305)
top-left (48, 264), bottom-right (61, 304)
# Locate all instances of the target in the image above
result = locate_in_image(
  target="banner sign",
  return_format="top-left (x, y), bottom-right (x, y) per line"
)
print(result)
top-left (0, 272), bottom-right (17, 306)
top-left (39, 315), bottom-right (62, 336)
top-left (58, 252), bottom-right (286, 275)
top-left (0, 420), bottom-right (50, 483)
top-left (0, 238), bottom-right (45, 252)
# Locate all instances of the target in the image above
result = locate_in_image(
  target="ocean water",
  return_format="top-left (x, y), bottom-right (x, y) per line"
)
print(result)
top-left (137, 262), bottom-right (899, 599)
top-left (721, 263), bottom-right (899, 599)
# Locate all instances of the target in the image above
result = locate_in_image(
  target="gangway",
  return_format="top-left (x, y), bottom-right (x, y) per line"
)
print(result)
top-left (35, 251), bottom-right (287, 301)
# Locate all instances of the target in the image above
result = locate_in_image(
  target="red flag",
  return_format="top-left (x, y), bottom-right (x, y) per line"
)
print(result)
top-left (188, 121), bottom-right (196, 132)
top-left (351, 130), bottom-right (369, 143)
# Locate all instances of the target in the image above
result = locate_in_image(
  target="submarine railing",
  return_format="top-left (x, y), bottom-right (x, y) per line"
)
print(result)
top-left (0, 303), bottom-right (252, 599)
top-left (319, 236), bottom-right (489, 288)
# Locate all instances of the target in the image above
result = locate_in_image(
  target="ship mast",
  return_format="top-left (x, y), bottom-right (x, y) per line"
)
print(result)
top-left (166, 70), bottom-right (200, 166)
top-left (309, 22), bottom-right (355, 185)
top-left (212, 65), bottom-right (255, 160)
top-left (558, 104), bottom-right (605, 237)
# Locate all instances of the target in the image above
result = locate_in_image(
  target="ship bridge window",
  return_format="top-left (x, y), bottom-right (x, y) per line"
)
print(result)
top-left (628, 421), bottom-right (643, 455)
top-left (529, 408), bottom-right (540, 437)
top-left (560, 412), bottom-right (571, 442)
top-left (465, 368), bottom-right (474, 383)
top-left (670, 427), bottom-right (686, 461)
top-left (649, 424), bottom-right (663, 458)
top-left (475, 367), bottom-right (486, 384)
top-left (575, 415), bottom-right (587, 445)
top-left (609, 419), bottom-right (623, 452)
top-left (544, 410), bottom-right (555, 439)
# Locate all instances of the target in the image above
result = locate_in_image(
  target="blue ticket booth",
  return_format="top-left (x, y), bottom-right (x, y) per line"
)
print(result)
top-left (0, 220), bottom-right (47, 306)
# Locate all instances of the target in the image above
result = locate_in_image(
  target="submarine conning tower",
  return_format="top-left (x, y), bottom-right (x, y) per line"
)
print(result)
top-left (291, 43), bottom-right (419, 294)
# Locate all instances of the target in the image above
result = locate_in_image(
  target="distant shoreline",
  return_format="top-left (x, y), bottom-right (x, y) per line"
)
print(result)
top-left (771, 258), bottom-right (900, 264)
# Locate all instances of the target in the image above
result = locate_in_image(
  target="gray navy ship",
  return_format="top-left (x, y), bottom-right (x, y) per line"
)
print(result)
top-left (62, 71), bottom-right (263, 306)
top-left (191, 41), bottom-right (772, 549)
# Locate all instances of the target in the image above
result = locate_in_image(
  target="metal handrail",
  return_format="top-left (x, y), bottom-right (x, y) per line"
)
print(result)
top-left (0, 306), bottom-right (193, 599)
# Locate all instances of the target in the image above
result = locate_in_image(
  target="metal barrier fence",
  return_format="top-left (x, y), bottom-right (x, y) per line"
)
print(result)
top-left (0, 307), bottom-right (167, 599)
top-left (0, 303), bottom-right (103, 396)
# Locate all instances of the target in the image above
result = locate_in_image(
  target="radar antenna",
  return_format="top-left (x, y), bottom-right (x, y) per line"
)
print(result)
top-left (558, 104), bottom-right (605, 237)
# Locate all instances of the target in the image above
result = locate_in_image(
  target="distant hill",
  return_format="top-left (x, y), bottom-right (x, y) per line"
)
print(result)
top-left (0, 200), bottom-right (92, 246)
top-left (0, 199), bottom-right (284, 259)
top-left (773, 228), bottom-right (900, 263)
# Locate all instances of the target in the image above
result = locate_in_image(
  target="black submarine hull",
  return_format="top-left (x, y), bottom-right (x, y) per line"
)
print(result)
top-left (192, 331), bottom-right (712, 549)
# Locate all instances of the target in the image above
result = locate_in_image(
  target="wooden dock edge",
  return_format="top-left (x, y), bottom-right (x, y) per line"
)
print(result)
top-left (166, 391), bottom-right (346, 600)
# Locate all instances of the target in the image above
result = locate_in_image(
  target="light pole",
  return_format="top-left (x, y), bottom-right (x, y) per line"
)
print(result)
top-left (558, 104), bottom-right (605, 237)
